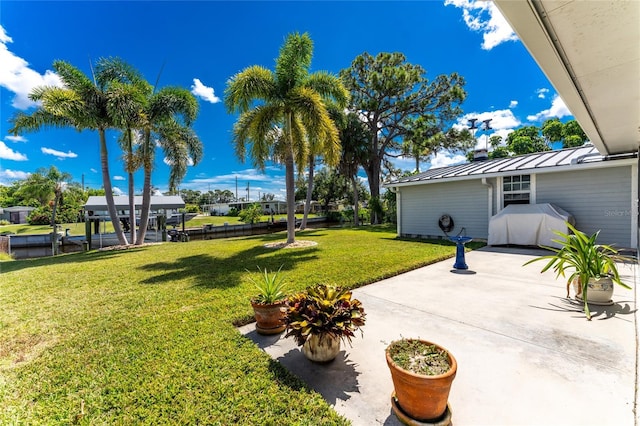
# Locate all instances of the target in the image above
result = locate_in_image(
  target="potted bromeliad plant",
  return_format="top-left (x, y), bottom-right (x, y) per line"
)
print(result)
top-left (283, 284), bottom-right (366, 362)
top-left (248, 265), bottom-right (288, 335)
top-left (385, 338), bottom-right (457, 423)
top-left (524, 222), bottom-right (632, 320)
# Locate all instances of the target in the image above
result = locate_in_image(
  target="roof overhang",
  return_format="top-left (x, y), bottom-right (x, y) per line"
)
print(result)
top-left (493, 0), bottom-right (640, 155)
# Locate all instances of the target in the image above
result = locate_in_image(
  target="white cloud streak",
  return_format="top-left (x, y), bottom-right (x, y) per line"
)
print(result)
top-left (113, 175), bottom-right (126, 181)
top-left (41, 147), bottom-right (78, 159)
top-left (190, 78), bottom-right (221, 104)
top-left (0, 25), bottom-right (63, 110)
top-left (444, 0), bottom-right (518, 50)
top-left (527, 95), bottom-right (571, 122)
top-left (536, 88), bottom-right (549, 99)
top-left (0, 168), bottom-right (30, 182)
top-left (0, 141), bottom-right (28, 160)
top-left (5, 135), bottom-right (27, 142)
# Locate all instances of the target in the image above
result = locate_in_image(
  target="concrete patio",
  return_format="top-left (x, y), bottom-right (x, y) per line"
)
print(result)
top-left (240, 246), bottom-right (638, 426)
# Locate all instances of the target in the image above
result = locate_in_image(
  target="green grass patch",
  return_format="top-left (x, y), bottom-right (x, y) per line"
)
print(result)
top-left (0, 225), bottom-right (481, 424)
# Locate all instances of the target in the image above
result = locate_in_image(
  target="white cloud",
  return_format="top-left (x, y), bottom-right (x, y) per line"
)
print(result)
top-left (90, 168), bottom-right (98, 173)
top-left (0, 25), bottom-right (63, 110)
top-left (444, 0), bottom-right (518, 50)
top-left (5, 135), bottom-right (26, 142)
top-left (453, 108), bottom-right (521, 149)
top-left (41, 147), bottom-right (77, 159)
top-left (527, 95), bottom-right (571, 122)
top-left (0, 141), bottom-right (28, 160)
top-left (0, 169), bottom-right (31, 185)
top-left (163, 157), bottom-right (195, 167)
top-left (190, 78), bottom-right (221, 104)
top-left (113, 175), bottom-right (126, 181)
top-left (536, 88), bottom-right (549, 99)
top-left (181, 168), bottom-right (286, 198)
top-left (112, 187), bottom-right (124, 196)
top-left (509, 100), bottom-right (518, 109)
top-left (429, 152), bottom-right (467, 168)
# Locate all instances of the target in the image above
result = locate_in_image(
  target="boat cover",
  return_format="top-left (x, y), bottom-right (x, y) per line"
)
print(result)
top-left (488, 203), bottom-right (574, 248)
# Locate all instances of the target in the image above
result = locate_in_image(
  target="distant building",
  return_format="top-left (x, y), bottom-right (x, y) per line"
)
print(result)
top-left (0, 206), bottom-right (37, 224)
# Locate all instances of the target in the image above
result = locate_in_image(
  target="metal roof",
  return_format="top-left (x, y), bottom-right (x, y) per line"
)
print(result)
top-left (84, 196), bottom-right (185, 211)
top-left (493, 0), bottom-right (640, 155)
top-left (386, 145), bottom-right (635, 187)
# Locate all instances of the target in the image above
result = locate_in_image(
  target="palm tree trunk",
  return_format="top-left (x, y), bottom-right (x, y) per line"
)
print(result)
top-left (126, 129), bottom-right (136, 245)
top-left (352, 175), bottom-right (360, 227)
top-left (300, 155), bottom-right (314, 230)
top-left (100, 129), bottom-right (128, 246)
top-left (136, 167), bottom-right (152, 245)
top-left (128, 171), bottom-right (136, 245)
top-left (285, 151), bottom-right (296, 244)
top-left (136, 130), bottom-right (153, 245)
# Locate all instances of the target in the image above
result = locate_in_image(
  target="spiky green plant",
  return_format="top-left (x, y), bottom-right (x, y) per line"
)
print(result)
top-left (249, 265), bottom-right (287, 304)
top-left (524, 222), bottom-right (632, 320)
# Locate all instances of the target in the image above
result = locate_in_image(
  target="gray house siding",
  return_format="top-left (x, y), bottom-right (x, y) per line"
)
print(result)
top-left (399, 180), bottom-right (489, 239)
top-left (536, 165), bottom-right (633, 247)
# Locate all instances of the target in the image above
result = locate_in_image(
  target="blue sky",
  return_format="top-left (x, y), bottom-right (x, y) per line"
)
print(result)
top-left (0, 1), bottom-right (572, 200)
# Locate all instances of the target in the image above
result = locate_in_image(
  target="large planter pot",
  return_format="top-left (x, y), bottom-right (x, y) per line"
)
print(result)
top-left (386, 339), bottom-right (457, 423)
top-left (301, 333), bottom-right (341, 362)
top-left (572, 276), bottom-right (614, 306)
top-left (251, 301), bottom-right (285, 335)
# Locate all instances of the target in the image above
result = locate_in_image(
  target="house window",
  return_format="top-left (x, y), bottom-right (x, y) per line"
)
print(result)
top-left (503, 175), bottom-right (531, 207)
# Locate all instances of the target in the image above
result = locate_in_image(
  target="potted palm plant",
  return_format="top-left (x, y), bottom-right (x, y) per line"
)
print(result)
top-left (283, 284), bottom-right (366, 362)
top-left (249, 265), bottom-right (287, 335)
top-left (524, 222), bottom-right (632, 320)
top-left (385, 338), bottom-right (457, 423)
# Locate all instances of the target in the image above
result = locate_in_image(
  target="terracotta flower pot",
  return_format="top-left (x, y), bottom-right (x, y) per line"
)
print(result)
top-left (302, 333), bottom-right (341, 362)
top-left (251, 301), bottom-right (285, 335)
top-left (386, 339), bottom-right (457, 422)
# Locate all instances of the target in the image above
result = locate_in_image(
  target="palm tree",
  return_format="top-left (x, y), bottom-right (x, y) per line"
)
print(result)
top-left (98, 57), bottom-right (152, 245)
top-left (225, 32), bottom-right (348, 244)
top-left (135, 88), bottom-right (201, 245)
top-left (97, 57), bottom-right (201, 245)
top-left (9, 59), bottom-right (139, 245)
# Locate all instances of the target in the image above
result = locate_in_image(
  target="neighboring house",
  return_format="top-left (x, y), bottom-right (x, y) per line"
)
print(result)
top-left (84, 196), bottom-right (185, 228)
top-left (203, 201), bottom-right (288, 216)
top-left (387, 1), bottom-right (638, 250)
top-left (490, 1), bottom-right (638, 250)
top-left (0, 206), bottom-right (37, 224)
top-left (385, 145), bottom-right (637, 249)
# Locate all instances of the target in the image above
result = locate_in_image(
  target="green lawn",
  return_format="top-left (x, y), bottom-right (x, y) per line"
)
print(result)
top-left (0, 225), bottom-right (481, 424)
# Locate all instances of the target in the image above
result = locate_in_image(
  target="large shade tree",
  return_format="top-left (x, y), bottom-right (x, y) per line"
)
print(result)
top-left (340, 52), bottom-right (467, 223)
top-left (9, 59), bottom-right (140, 245)
top-left (225, 32), bottom-right (349, 244)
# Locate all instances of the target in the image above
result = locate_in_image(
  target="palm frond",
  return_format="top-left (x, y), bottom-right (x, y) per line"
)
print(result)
top-left (275, 32), bottom-right (312, 93)
top-left (305, 72), bottom-right (350, 109)
top-left (224, 66), bottom-right (276, 113)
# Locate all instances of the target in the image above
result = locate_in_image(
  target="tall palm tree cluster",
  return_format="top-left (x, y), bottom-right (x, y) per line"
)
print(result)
top-left (9, 58), bottom-right (202, 246)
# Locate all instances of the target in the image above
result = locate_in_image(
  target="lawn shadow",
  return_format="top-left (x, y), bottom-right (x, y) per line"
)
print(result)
top-left (137, 242), bottom-right (319, 289)
top-left (0, 247), bottom-right (147, 274)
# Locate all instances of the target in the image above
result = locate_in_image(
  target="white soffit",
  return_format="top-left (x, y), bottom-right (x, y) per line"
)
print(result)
top-left (494, 0), bottom-right (640, 155)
